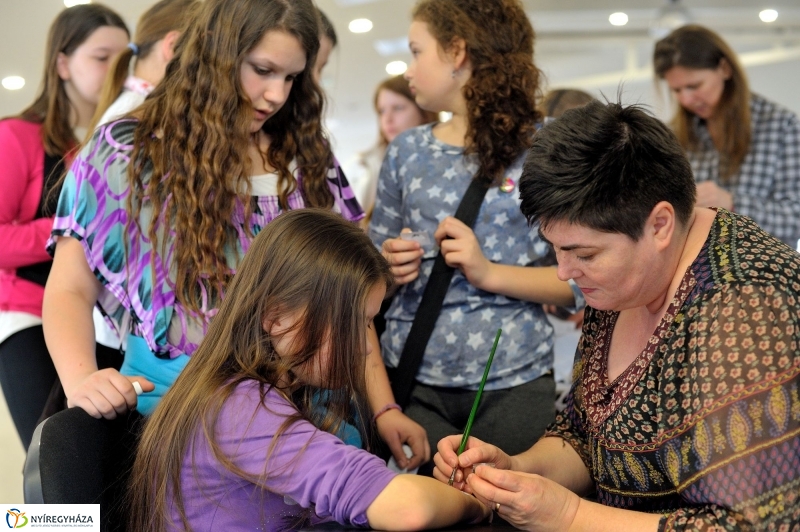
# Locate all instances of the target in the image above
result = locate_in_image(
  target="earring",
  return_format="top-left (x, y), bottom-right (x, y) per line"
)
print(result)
top-left (451, 68), bottom-right (458, 79)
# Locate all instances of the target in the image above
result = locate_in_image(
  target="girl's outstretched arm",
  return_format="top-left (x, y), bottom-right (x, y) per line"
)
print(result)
top-left (43, 237), bottom-right (152, 418)
top-left (366, 474), bottom-right (490, 530)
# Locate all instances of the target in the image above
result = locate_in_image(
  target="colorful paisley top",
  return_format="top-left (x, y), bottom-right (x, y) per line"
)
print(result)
top-left (48, 119), bottom-right (363, 360)
top-left (546, 208), bottom-right (800, 531)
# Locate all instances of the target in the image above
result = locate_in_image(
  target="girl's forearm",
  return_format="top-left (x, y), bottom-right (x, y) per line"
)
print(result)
top-left (479, 264), bottom-right (574, 306)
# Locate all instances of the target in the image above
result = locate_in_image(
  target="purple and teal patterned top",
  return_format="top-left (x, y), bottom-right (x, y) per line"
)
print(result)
top-left (48, 119), bottom-right (363, 360)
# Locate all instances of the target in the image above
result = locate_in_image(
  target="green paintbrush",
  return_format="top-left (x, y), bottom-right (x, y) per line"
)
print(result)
top-left (448, 328), bottom-right (502, 486)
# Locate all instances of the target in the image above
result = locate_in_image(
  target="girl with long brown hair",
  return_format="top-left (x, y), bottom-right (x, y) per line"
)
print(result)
top-left (42, 0), bottom-right (373, 421)
top-left (89, 0), bottom-right (201, 131)
top-left (654, 24), bottom-right (800, 248)
top-left (345, 74), bottom-right (438, 223)
top-left (129, 208), bottom-right (490, 531)
top-left (369, 0), bottom-right (583, 472)
top-left (0, 3), bottom-right (128, 449)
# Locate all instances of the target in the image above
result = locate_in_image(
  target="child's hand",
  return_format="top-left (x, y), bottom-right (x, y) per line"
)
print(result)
top-left (432, 434), bottom-right (512, 492)
top-left (434, 217), bottom-right (491, 289)
top-left (375, 408), bottom-right (431, 469)
top-left (67, 368), bottom-right (155, 419)
top-left (381, 228), bottom-right (424, 285)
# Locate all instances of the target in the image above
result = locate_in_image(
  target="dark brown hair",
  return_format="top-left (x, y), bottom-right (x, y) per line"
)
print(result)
top-left (412, 0), bottom-right (542, 185)
top-left (128, 209), bottom-right (394, 532)
top-left (373, 74), bottom-right (438, 148)
top-left (654, 24), bottom-right (750, 182)
top-left (87, 0), bottom-right (201, 133)
top-left (126, 0), bottom-right (332, 319)
top-left (19, 4), bottom-right (128, 156)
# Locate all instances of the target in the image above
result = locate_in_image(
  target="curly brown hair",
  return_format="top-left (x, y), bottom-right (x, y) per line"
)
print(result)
top-left (127, 0), bottom-right (332, 318)
top-left (412, 0), bottom-right (542, 185)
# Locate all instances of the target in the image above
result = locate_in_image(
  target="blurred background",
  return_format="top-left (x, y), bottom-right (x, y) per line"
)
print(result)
top-left (0, 0), bottom-right (799, 501)
top-left (1, 0), bottom-right (800, 164)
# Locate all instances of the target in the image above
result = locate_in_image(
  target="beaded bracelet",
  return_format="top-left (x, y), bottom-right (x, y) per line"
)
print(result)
top-left (372, 402), bottom-right (402, 422)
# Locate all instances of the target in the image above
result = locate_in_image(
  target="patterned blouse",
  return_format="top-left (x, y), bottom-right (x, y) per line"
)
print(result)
top-left (687, 93), bottom-right (800, 248)
top-left (49, 119), bottom-right (363, 359)
top-left (546, 209), bottom-right (800, 530)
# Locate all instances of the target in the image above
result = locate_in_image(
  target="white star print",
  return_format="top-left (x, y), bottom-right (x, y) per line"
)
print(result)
top-left (411, 209), bottom-right (422, 223)
top-left (450, 308), bottom-right (464, 323)
top-left (494, 212), bottom-right (508, 225)
top-left (428, 185), bottom-right (442, 198)
top-left (410, 177), bottom-right (422, 192)
top-left (481, 308), bottom-right (495, 322)
top-left (443, 167), bottom-right (457, 180)
top-left (467, 332), bottom-right (484, 350)
top-left (444, 192), bottom-right (458, 205)
top-left (445, 332), bottom-right (457, 344)
top-left (485, 234), bottom-right (498, 248)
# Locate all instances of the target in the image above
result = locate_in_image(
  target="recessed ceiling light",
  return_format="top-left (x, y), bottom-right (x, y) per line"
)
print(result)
top-left (348, 18), bottom-right (373, 34)
top-left (609, 12), bottom-right (628, 26)
top-left (759, 9), bottom-right (778, 23)
top-left (385, 61), bottom-right (407, 75)
top-left (64, 0), bottom-right (91, 6)
top-left (2, 76), bottom-right (25, 90)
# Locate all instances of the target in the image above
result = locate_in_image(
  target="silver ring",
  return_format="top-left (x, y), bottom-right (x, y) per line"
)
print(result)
top-left (494, 502), bottom-right (500, 512)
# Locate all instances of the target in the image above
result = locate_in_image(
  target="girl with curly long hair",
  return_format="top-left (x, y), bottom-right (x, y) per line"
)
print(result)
top-left (128, 209), bottom-right (490, 531)
top-left (41, 1), bottom-right (424, 459)
top-left (369, 0), bottom-right (584, 471)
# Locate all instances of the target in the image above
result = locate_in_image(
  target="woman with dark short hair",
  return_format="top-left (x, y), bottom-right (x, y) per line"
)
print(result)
top-left (435, 100), bottom-right (800, 531)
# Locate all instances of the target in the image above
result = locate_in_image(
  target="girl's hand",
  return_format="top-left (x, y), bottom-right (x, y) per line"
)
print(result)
top-left (467, 466), bottom-right (581, 532)
top-left (434, 217), bottom-right (491, 289)
top-left (66, 369), bottom-right (155, 419)
top-left (433, 434), bottom-right (513, 491)
top-left (375, 408), bottom-right (431, 470)
top-left (381, 228), bottom-right (424, 285)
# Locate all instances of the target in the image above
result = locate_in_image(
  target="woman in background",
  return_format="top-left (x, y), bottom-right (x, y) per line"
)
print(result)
top-left (654, 24), bottom-right (800, 249)
top-left (345, 74), bottom-right (438, 224)
top-left (0, 4), bottom-right (128, 449)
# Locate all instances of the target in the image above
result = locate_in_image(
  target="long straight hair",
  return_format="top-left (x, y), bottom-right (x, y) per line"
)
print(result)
top-left (126, 0), bottom-right (332, 319)
top-left (654, 24), bottom-right (751, 182)
top-left (86, 0), bottom-right (201, 133)
top-left (128, 209), bottom-right (394, 532)
top-left (373, 74), bottom-right (438, 149)
top-left (412, 0), bottom-right (542, 185)
top-left (19, 4), bottom-right (128, 156)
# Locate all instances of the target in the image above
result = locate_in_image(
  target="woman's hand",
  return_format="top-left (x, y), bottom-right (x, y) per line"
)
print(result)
top-left (695, 181), bottom-right (733, 211)
top-left (381, 228), bottom-right (424, 285)
top-left (375, 408), bottom-right (431, 470)
top-left (467, 465), bottom-right (580, 532)
top-left (434, 217), bottom-right (492, 289)
top-left (67, 369), bottom-right (154, 419)
top-left (432, 434), bottom-right (514, 491)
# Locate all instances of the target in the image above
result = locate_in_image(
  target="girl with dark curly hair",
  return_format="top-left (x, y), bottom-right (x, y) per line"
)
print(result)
top-left (41, 0), bottom-right (423, 459)
top-left (369, 0), bottom-right (583, 470)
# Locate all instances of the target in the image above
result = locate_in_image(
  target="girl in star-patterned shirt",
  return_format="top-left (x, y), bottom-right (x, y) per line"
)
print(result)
top-left (369, 0), bottom-right (583, 470)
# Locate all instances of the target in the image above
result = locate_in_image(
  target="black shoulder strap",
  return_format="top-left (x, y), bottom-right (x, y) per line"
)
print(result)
top-left (15, 151), bottom-right (65, 287)
top-left (390, 178), bottom-right (489, 407)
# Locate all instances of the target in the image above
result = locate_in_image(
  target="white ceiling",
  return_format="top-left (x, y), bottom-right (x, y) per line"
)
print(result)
top-left (2, 0), bottom-right (800, 161)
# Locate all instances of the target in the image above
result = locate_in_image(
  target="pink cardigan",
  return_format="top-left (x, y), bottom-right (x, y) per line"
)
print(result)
top-left (0, 118), bottom-right (60, 316)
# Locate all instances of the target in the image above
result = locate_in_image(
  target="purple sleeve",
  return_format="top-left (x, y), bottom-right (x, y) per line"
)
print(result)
top-left (328, 158), bottom-right (365, 222)
top-left (217, 384), bottom-right (396, 527)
